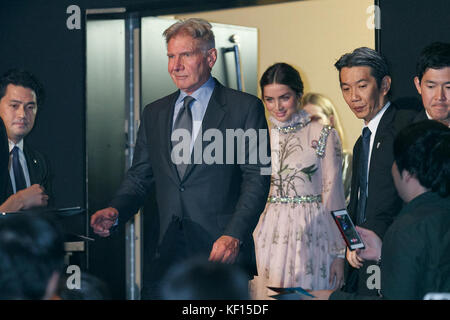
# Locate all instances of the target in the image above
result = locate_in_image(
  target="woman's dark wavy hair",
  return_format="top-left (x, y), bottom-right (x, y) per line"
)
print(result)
top-left (260, 62), bottom-right (304, 98)
top-left (394, 120), bottom-right (450, 198)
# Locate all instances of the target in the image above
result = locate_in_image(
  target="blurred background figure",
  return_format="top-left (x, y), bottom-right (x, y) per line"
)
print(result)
top-left (56, 272), bottom-right (111, 300)
top-left (302, 92), bottom-right (352, 203)
top-left (302, 93), bottom-right (345, 141)
top-left (160, 256), bottom-right (250, 300)
top-left (0, 214), bottom-right (65, 300)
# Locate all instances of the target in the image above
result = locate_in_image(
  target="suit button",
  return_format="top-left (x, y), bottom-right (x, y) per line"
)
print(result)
top-left (180, 186), bottom-right (185, 192)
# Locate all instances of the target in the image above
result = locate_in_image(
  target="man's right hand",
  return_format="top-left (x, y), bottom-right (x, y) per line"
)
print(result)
top-left (16, 184), bottom-right (49, 210)
top-left (355, 226), bottom-right (382, 262)
top-left (90, 207), bottom-right (119, 237)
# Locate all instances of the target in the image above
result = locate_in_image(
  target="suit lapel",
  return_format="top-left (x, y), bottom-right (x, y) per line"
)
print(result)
top-left (6, 176), bottom-right (13, 197)
top-left (349, 137), bottom-right (362, 219)
top-left (414, 109), bottom-right (427, 123)
top-left (182, 80), bottom-right (226, 181)
top-left (369, 103), bottom-right (395, 163)
top-left (23, 144), bottom-right (38, 185)
top-left (367, 104), bottom-right (396, 191)
top-left (159, 91), bottom-right (182, 184)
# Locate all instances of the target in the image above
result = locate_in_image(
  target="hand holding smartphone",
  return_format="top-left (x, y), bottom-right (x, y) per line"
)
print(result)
top-left (330, 209), bottom-right (365, 251)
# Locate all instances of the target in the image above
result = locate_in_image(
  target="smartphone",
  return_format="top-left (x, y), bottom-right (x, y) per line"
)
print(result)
top-left (331, 209), bottom-right (365, 250)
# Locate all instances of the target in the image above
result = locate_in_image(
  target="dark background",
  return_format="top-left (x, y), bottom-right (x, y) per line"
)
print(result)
top-left (378, 0), bottom-right (449, 100)
top-left (0, 0), bottom-right (447, 299)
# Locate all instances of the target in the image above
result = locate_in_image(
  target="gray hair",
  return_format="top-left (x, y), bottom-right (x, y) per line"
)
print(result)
top-left (163, 18), bottom-right (215, 51)
top-left (334, 47), bottom-right (390, 88)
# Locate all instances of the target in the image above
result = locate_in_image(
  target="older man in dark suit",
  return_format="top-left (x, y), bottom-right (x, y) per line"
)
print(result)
top-left (91, 18), bottom-right (271, 299)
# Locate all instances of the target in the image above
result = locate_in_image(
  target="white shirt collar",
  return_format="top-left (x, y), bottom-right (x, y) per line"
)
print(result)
top-left (8, 139), bottom-right (24, 153)
top-left (364, 101), bottom-right (391, 134)
top-left (176, 76), bottom-right (215, 106)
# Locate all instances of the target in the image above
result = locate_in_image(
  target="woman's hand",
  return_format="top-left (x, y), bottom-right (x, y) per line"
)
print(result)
top-left (346, 247), bottom-right (364, 269)
top-left (329, 257), bottom-right (345, 289)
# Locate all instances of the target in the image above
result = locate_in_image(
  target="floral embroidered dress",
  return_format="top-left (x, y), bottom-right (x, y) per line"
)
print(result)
top-left (251, 110), bottom-right (346, 299)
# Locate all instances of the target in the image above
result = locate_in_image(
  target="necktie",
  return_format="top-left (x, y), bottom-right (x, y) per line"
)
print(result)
top-left (356, 127), bottom-right (371, 225)
top-left (11, 146), bottom-right (27, 193)
top-left (172, 96), bottom-right (195, 179)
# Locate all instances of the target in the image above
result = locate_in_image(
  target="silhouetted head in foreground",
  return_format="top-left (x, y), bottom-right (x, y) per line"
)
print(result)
top-left (161, 257), bottom-right (250, 300)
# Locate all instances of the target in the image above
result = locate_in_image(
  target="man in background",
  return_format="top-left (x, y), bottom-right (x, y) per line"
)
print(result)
top-left (413, 42), bottom-right (450, 127)
top-left (328, 47), bottom-right (416, 298)
top-left (0, 69), bottom-right (50, 211)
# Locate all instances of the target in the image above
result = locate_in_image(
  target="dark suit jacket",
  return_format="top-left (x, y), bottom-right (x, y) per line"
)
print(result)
top-left (6, 142), bottom-right (51, 200)
top-left (110, 79), bottom-right (271, 275)
top-left (413, 109), bottom-right (428, 123)
top-left (394, 96), bottom-right (427, 124)
top-left (381, 192), bottom-right (450, 299)
top-left (0, 118), bottom-right (9, 203)
top-left (334, 103), bottom-right (419, 298)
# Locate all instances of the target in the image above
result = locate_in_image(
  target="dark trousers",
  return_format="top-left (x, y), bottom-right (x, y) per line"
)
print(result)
top-left (140, 216), bottom-right (212, 300)
top-left (342, 261), bottom-right (380, 296)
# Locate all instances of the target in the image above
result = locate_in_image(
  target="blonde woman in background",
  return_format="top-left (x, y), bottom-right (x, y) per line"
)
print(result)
top-left (302, 93), bottom-right (352, 204)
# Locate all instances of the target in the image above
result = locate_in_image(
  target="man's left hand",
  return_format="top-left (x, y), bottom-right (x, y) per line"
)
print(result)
top-left (208, 235), bottom-right (240, 264)
top-left (355, 226), bottom-right (382, 262)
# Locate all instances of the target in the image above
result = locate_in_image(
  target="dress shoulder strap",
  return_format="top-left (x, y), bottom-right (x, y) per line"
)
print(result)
top-left (316, 125), bottom-right (332, 158)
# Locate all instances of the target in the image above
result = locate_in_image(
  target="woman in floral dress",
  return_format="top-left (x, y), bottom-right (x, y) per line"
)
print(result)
top-left (251, 63), bottom-right (346, 299)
